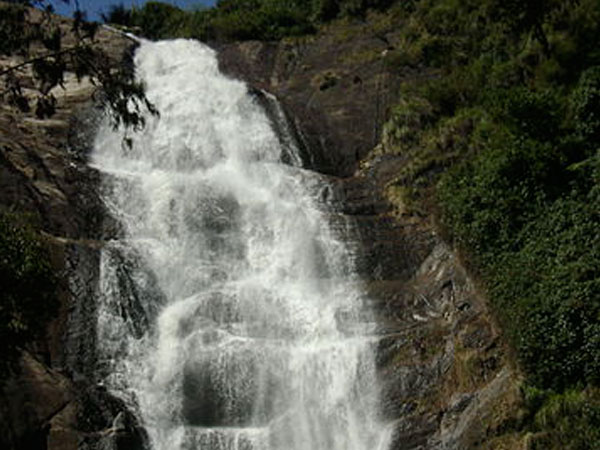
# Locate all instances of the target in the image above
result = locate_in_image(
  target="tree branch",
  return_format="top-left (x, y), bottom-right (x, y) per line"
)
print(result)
top-left (0, 45), bottom-right (86, 78)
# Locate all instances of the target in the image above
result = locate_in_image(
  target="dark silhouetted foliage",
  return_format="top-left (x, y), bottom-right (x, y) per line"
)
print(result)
top-left (0, 1), bottom-right (156, 131)
top-left (0, 212), bottom-right (58, 376)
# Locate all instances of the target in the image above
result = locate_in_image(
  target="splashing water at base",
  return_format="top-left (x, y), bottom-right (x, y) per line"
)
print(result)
top-left (91, 39), bottom-right (389, 450)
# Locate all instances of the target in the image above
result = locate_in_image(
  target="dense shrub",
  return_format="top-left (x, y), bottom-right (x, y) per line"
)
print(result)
top-left (0, 3), bottom-right (28, 55)
top-left (571, 66), bottom-right (600, 141)
top-left (438, 85), bottom-right (599, 392)
top-left (0, 212), bottom-right (58, 375)
top-left (438, 137), bottom-right (557, 259)
top-left (210, 0), bottom-right (316, 41)
top-left (486, 87), bottom-right (563, 141)
top-left (131, 2), bottom-right (188, 40)
top-left (103, 0), bottom-right (398, 41)
top-left (490, 190), bottom-right (600, 389)
top-left (100, 3), bottom-right (132, 27)
top-left (524, 387), bottom-right (600, 449)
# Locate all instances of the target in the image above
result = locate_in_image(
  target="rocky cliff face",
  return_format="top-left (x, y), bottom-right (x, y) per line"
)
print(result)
top-left (1, 12), bottom-right (520, 450)
top-left (216, 16), bottom-right (522, 449)
top-left (0, 15), bottom-right (146, 450)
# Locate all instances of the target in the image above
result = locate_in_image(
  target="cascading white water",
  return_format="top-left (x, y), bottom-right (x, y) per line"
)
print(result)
top-left (91, 39), bottom-right (389, 450)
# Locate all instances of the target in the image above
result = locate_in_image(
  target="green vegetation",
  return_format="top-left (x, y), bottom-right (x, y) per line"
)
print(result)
top-left (523, 386), bottom-right (600, 449)
top-left (102, 0), bottom-right (396, 41)
top-left (0, 212), bottom-right (58, 375)
top-left (373, 0), bottom-right (600, 446)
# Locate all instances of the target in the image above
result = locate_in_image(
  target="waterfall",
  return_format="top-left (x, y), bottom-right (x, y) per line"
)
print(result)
top-left (91, 39), bottom-right (388, 450)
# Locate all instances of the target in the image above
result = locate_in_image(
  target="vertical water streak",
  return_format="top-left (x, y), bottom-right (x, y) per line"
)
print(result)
top-left (91, 39), bottom-right (387, 450)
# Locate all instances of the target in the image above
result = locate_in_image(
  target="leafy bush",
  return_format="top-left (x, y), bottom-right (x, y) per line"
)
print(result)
top-left (571, 66), bottom-right (600, 141)
top-left (100, 3), bottom-right (132, 27)
top-left (438, 121), bottom-right (599, 392)
top-left (494, 190), bottom-right (599, 389)
top-left (0, 3), bottom-right (28, 55)
top-left (524, 387), bottom-right (600, 449)
top-left (486, 87), bottom-right (563, 141)
top-left (128, 2), bottom-right (189, 40)
top-left (209, 0), bottom-right (315, 41)
top-left (0, 212), bottom-right (58, 375)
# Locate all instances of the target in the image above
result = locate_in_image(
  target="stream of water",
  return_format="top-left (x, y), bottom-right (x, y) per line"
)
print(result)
top-left (91, 39), bottom-right (389, 450)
